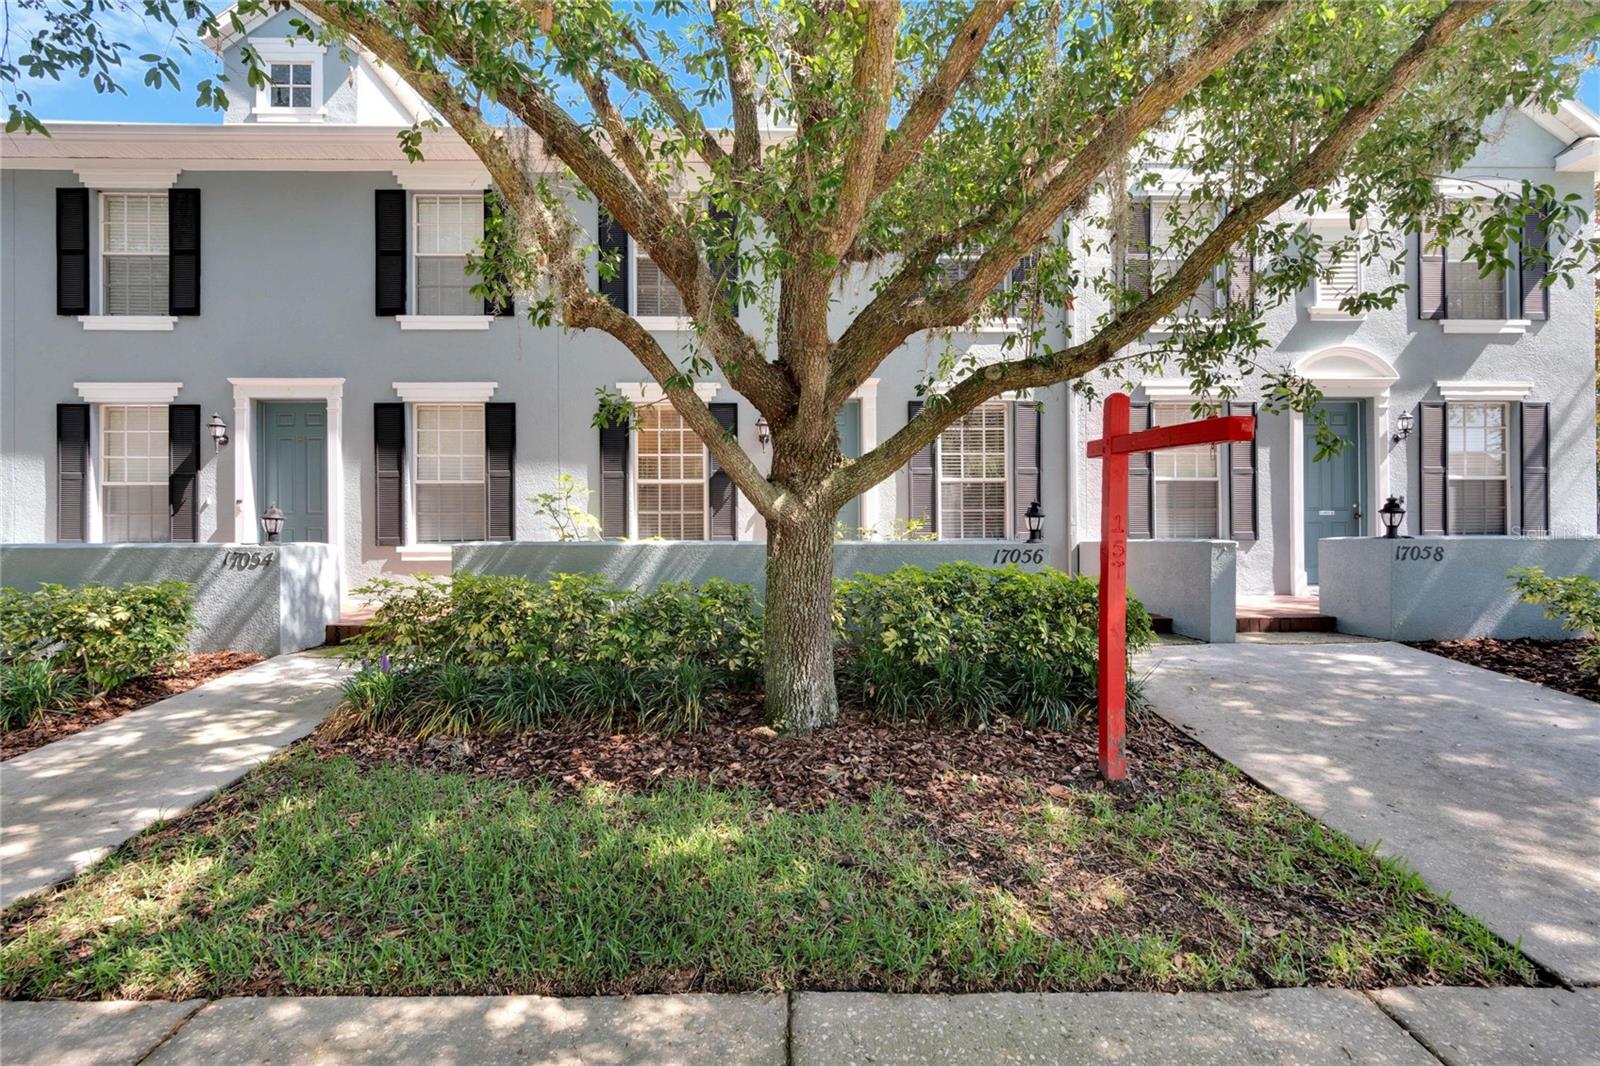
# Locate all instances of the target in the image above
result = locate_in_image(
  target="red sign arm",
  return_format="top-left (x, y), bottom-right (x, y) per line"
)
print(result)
top-left (1087, 415), bottom-right (1255, 458)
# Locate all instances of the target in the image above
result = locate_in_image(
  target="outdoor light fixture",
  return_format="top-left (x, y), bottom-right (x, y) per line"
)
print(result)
top-left (1392, 409), bottom-right (1414, 443)
top-left (208, 412), bottom-right (229, 448)
top-left (1024, 500), bottom-right (1045, 543)
top-left (261, 503), bottom-right (286, 543)
top-left (1378, 495), bottom-right (1406, 538)
top-left (756, 415), bottom-right (771, 449)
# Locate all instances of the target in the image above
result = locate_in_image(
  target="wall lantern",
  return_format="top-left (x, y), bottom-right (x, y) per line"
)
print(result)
top-left (1378, 495), bottom-right (1406, 538)
top-left (1391, 409), bottom-right (1414, 444)
top-left (261, 503), bottom-right (286, 543)
top-left (756, 415), bottom-right (771, 450)
top-left (1024, 500), bottom-right (1045, 543)
top-left (208, 412), bottom-right (229, 448)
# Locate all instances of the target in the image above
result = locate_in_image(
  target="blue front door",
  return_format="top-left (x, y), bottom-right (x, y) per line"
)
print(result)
top-left (1303, 400), bottom-right (1363, 585)
top-left (258, 402), bottom-right (327, 542)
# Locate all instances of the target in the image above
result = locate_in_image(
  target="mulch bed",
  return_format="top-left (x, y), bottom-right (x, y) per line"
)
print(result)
top-left (1409, 638), bottom-right (1599, 703)
top-left (1, 652), bottom-right (264, 760)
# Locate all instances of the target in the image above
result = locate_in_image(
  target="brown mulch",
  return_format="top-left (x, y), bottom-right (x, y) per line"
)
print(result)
top-left (1, 652), bottom-right (264, 760)
top-left (1409, 638), bottom-right (1599, 703)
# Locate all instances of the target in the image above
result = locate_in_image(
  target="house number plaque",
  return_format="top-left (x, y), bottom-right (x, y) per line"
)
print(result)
top-left (220, 550), bottom-right (276, 571)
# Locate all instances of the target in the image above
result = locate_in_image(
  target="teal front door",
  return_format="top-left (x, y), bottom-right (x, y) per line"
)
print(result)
top-left (1303, 400), bottom-right (1363, 585)
top-left (258, 402), bottom-right (327, 542)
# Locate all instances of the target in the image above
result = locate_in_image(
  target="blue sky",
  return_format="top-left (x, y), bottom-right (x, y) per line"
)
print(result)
top-left (8, 11), bottom-right (1600, 126)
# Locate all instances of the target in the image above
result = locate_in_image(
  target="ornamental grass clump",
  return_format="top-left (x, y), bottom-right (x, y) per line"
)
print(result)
top-left (834, 563), bottom-right (1153, 729)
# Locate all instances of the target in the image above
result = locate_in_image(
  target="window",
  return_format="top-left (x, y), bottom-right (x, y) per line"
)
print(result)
top-left (938, 401), bottom-right (1008, 539)
top-left (1447, 402), bottom-right (1508, 535)
top-left (268, 62), bottom-right (313, 109)
top-left (1152, 402), bottom-right (1220, 538)
top-left (634, 251), bottom-right (687, 318)
top-left (1443, 206), bottom-right (1506, 320)
top-left (1312, 230), bottom-right (1363, 310)
top-left (635, 403), bottom-right (705, 539)
top-left (101, 404), bottom-right (169, 542)
top-left (1128, 197), bottom-right (1217, 317)
top-left (414, 403), bottom-right (485, 542)
top-left (101, 193), bottom-right (168, 316)
top-left (414, 194), bottom-right (483, 316)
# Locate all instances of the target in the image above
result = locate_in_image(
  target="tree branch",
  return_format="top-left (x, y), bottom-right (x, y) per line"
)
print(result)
top-left (822, 0), bottom-right (899, 260)
top-left (711, 1), bottom-right (763, 172)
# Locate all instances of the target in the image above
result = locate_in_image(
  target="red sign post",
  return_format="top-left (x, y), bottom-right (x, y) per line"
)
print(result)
top-left (1086, 392), bottom-right (1254, 782)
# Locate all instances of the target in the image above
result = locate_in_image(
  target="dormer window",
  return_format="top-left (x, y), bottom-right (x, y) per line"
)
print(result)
top-left (269, 62), bottom-right (313, 110)
top-left (250, 41), bottom-right (324, 122)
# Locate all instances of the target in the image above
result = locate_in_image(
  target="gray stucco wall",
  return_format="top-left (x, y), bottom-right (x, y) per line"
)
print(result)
top-left (453, 540), bottom-right (1050, 593)
top-left (1318, 537), bottom-right (1600, 640)
top-left (1078, 539), bottom-right (1237, 642)
top-left (0, 543), bottom-right (338, 655)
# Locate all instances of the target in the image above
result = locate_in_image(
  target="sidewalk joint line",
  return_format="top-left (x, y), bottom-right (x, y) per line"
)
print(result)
top-left (133, 997), bottom-right (211, 1065)
top-left (1362, 990), bottom-right (1448, 1066)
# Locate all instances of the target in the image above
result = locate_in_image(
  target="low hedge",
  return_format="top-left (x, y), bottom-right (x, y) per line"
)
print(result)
top-left (338, 564), bottom-right (1151, 737)
top-left (0, 580), bottom-right (194, 727)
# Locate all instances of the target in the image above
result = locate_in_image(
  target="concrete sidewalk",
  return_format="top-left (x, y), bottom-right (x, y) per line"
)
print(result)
top-left (1139, 641), bottom-right (1600, 986)
top-left (4, 988), bottom-right (1596, 1065)
top-left (0, 652), bottom-right (345, 907)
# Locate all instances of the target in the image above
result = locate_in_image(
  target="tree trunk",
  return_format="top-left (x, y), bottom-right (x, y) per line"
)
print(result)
top-left (763, 511), bottom-right (839, 733)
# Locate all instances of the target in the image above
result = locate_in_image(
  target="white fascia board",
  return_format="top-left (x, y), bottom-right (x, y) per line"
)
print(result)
top-left (1555, 137), bottom-right (1600, 173)
top-left (392, 381), bottom-right (500, 404)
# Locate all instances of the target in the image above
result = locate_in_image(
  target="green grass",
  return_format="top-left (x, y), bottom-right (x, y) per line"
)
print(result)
top-left (0, 748), bottom-right (1536, 999)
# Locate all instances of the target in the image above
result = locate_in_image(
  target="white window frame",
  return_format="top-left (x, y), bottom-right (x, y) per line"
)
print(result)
top-left (95, 191), bottom-right (174, 323)
top-left (631, 401), bottom-right (710, 542)
top-left (250, 41), bottom-right (326, 123)
top-left (935, 400), bottom-right (1011, 540)
top-left (1149, 401), bottom-right (1225, 540)
top-left (1432, 185), bottom-right (1530, 335)
top-left (1133, 193), bottom-right (1223, 333)
top-left (390, 382), bottom-right (497, 560)
top-left (933, 255), bottom-right (1030, 332)
top-left (1307, 218), bottom-right (1367, 321)
top-left (396, 192), bottom-right (496, 330)
top-left (630, 245), bottom-right (692, 331)
top-left (72, 382), bottom-right (184, 543)
top-left (408, 401), bottom-right (488, 548)
top-left (1444, 400), bottom-right (1511, 536)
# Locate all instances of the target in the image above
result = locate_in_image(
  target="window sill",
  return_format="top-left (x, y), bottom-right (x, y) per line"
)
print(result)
top-left (635, 315), bottom-right (695, 332)
top-left (78, 315), bottom-right (177, 332)
top-left (1308, 307), bottom-right (1366, 322)
top-left (1145, 317), bottom-right (1221, 337)
top-left (395, 544), bottom-right (453, 563)
top-left (1439, 319), bottom-right (1529, 336)
top-left (395, 315), bottom-right (496, 331)
top-left (251, 111), bottom-right (327, 124)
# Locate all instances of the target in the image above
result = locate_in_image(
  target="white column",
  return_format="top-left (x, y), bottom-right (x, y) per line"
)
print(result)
top-left (855, 378), bottom-right (881, 534)
top-left (232, 394), bottom-right (257, 544)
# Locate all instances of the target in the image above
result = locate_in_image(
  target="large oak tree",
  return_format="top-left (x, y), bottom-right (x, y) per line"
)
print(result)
top-left (6, 0), bottom-right (1597, 731)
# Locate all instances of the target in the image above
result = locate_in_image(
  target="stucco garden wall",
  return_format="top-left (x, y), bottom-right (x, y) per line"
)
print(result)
top-left (1078, 539), bottom-right (1237, 643)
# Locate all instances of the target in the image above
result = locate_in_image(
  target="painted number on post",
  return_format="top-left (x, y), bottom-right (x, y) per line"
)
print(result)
top-left (992, 548), bottom-right (1046, 566)
top-left (220, 550), bottom-right (276, 571)
top-left (1394, 545), bottom-right (1444, 562)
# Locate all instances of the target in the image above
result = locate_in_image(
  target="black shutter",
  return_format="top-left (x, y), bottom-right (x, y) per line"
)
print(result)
top-left (1520, 402), bottom-right (1549, 536)
top-left (709, 205), bottom-right (739, 315)
top-left (1227, 401), bottom-right (1257, 541)
top-left (1519, 211), bottom-right (1549, 321)
top-left (168, 404), bottom-right (200, 542)
top-left (485, 402), bottom-right (515, 540)
top-left (56, 189), bottom-right (91, 316)
top-left (597, 206), bottom-right (630, 312)
top-left (1417, 402), bottom-right (1447, 535)
top-left (1127, 199), bottom-right (1152, 297)
top-left (374, 403), bottom-right (405, 546)
top-left (375, 190), bottom-right (407, 316)
top-left (168, 188), bottom-right (201, 316)
top-left (1010, 399), bottom-right (1041, 540)
top-left (1417, 228), bottom-right (1445, 320)
top-left (707, 402), bottom-right (739, 540)
top-left (906, 399), bottom-right (936, 532)
top-left (57, 404), bottom-right (90, 542)
top-left (1127, 402), bottom-right (1153, 539)
top-left (483, 190), bottom-right (515, 317)
top-left (598, 420), bottom-right (629, 538)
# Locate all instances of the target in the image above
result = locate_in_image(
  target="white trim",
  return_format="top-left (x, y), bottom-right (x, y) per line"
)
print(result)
top-left (395, 544), bottom-right (453, 563)
top-left (933, 399), bottom-right (1012, 541)
top-left (1138, 378), bottom-right (1232, 402)
top-left (251, 39), bottom-right (326, 122)
top-left (853, 378), bottom-right (881, 534)
top-left (392, 381), bottom-right (499, 404)
top-left (1436, 177), bottom-right (1523, 198)
top-left (1291, 345), bottom-right (1399, 397)
top-left (251, 40), bottom-right (327, 59)
top-left (1307, 307), bottom-right (1366, 322)
top-left (74, 381), bottom-right (182, 404)
top-left (1439, 319), bottom-right (1530, 336)
top-left (1436, 380), bottom-right (1534, 402)
top-left (72, 165), bottom-right (179, 190)
top-left (628, 403), bottom-right (712, 542)
top-left (391, 164), bottom-right (491, 191)
top-left (1555, 137), bottom-right (1600, 173)
top-left (635, 315), bottom-right (696, 332)
top-left (396, 315), bottom-right (495, 331)
top-left (616, 381), bottom-right (722, 404)
top-left (227, 378), bottom-right (345, 605)
top-left (77, 315), bottom-right (178, 332)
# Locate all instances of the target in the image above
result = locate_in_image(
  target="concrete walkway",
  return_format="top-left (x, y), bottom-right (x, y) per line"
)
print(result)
top-left (4, 988), bottom-right (1596, 1064)
top-left (0, 652), bottom-right (345, 907)
top-left (1139, 641), bottom-right (1600, 986)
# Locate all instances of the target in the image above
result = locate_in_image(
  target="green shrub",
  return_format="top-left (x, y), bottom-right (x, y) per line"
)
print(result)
top-left (0, 581), bottom-right (193, 695)
top-left (1, 660), bottom-right (83, 729)
top-left (835, 563), bottom-right (1152, 729)
top-left (1509, 567), bottom-right (1600, 678)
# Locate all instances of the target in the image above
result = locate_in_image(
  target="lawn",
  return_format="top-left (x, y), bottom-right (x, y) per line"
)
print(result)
top-left (0, 713), bottom-right (1535, 999)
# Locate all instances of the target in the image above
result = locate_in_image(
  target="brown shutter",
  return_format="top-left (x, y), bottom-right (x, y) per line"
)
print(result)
top-left (1417, 227), bottom-right (1445, 320)
top-left (485, 402), bottom-right (515, 540)
top-left (373, 402), bottom-right (405, 546)
top-left (1010, 399), bottom-right (1041, 540)
top-left (598, 421), bottom-right (629, 539)
top-left (1127, 199), bottom-right (1152, 297)
top-left (706, 402), bottom-right (739, 540)
top-left (906, 399), bottom-right (936, 532)
top-left (57, 404), bottom-right (90, 542)
top-left (597, 206), bottom-right (630, 312)
top-left (57, 189), bottom-right (91, 316)
top-left (1417, 402), bottom-right (1447, 535)
top-left (1519, 211), bottom-right (1549, 321)
top-left (1227, 401), bottom-right (1257, 540)
top-left (168, 188), bottom-right (201, 316)
top-left (482, 190), bottom-right (515, 317)
top-left (1520, 401), bottom-right (1549, 536)
top-left (1127, 401), bottom-right (1153, 539)
top-left (375, 190), bottom-right (407, 316)
top-left (168, 404), bottom-right (200, 542)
